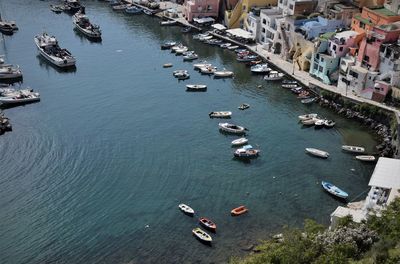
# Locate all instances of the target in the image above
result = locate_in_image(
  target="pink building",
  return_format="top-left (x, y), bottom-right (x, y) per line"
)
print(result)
top-left (357, 23), bottom-right (400, 71)
top-left (183, 0), bottom-right (220, 22)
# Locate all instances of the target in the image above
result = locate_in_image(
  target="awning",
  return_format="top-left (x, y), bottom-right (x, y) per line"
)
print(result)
top-left (226, 28), bottom-right (254, 40)
top-left (193, 17), bottom-right (215, 24)
top-left (211, 23), bottom-right (226, 31)
top-left (368, 157), bottom-right (400, 189)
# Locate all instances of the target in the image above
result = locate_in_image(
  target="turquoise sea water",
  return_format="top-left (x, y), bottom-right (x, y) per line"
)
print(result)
top-left (0, 1), bottom-right (377, 263)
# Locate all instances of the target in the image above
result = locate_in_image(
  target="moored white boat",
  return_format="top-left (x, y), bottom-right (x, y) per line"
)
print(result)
top-left (183, 53), bottom-right (198, 61)
top-left (305, 148), bottom-right (329, 158)
top-left (342, 145), bottom-right (365, 153)
top-left (281, 80), bottom-right (298, 88)
top-left (178, 203), bottom-right (194, 215)
top-left (200, 66), bottom-right (216, 74)
top-left (314, 119), bottom-right (325, 128)
top-left (234, 147), bottom-right (260, 158)
top-left (214, 69), bottom-right (233, 77)
top-left (160, 20), bottom-right (177, 26)
top-left (301, 97), bottom-right (316, 104)
top-left (301, 118), bottom-right (317, 126)
top-left (238, 103), bottom-right (250, 110)
top-left (250, 63), bottom-right (270, 73)
top-left (355, 155), bottom-right (376, 162)
top-left (220, 43), bottom-right (231, 48)
top-left (186, 84), bottom-right (206, 91)
top-left (298, 113), bottom-right (318, 121)
top-left (264, 70), bottom-right (284, 81)
top-left (209, 111), bottom-right (231, 118)
top-left (0, 65), bottom-right (23, 80)
top-left (73, 11), bottom-right (101, 39)
top-left (34, 32), bottom-right (76, 68)
top-left (192, 228), bottom-right (212, 243)
top-left (219, 122), bottom-right (246, 134)
top-left (0, 90), bottom-right (40, 105)
top-left (227, 45), bottom-right (239, 50)
top-left (193, 61), bottom-right (211, 70)
top-left (324, 119), bottom-right (335, 128)
top-left (231, 137), bottom-right (248, 146)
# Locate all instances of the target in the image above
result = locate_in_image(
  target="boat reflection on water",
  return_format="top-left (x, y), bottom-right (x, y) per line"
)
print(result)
top-left (36, 55), bottom-right (77, 74)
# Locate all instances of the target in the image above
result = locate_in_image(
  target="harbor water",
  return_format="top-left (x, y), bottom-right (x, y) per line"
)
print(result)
top-left (0, 1), bottom-right (378, 263)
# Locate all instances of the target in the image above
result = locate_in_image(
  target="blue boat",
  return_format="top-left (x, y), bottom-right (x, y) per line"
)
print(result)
top-left (125, 6), bottom-right (142, 14)
top-left (321, 181), bottom-right (348, 199)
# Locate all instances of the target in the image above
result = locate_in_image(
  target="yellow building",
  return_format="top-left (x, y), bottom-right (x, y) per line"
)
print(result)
top-left (224, 0), bottom-right (277, 29)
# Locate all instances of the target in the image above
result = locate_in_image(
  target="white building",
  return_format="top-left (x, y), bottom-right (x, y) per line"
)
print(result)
top-left (331, 157), bottom-right (400, 228)
top-left (259, 8), bottom-right (285, 52)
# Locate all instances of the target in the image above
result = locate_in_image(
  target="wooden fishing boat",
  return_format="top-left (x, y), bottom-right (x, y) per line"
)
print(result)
top-left (321, 181), bottom-right (348, 199)
top-left (178, 203), bottom-right (194, 216)
top-left (305, 148), bottom-right (329, 158)
top-left (341, 145), bottom-right (365, 153)
top-left (355, 155), bottom-right (376, 162)
top-left (192, 228), bottom-right (212, 244)
top-left (199, 217), bottom-right (217, 232)
top-left (209, 111), bottom-right (232, 118)
top-left (231, 205), bottom-right (248, 216)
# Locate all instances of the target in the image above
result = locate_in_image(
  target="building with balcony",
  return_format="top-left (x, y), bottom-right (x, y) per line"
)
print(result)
top-left (246, 9), bottom-right (261, 39)
top-left (351, 6), bottom-right (400, 35)
top-left (277, 0), bottom-right (316, 16)
top-left (183, 0), bottom-right (220, 22)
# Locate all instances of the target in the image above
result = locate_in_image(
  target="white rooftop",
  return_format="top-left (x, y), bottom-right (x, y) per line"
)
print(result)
top-left (368, 157), bottom-right (400, 189)
top-left (226, 28), bottom-right (254, 40)
top-left (333, 30), bottom-right (358, 41)
top-left (331, 206), bottom-right (366, 223)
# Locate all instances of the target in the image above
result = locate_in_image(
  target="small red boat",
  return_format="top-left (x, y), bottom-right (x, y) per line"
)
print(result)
top-left (199, 217), bottom-right (217, 232)
top-left (231, 205), bottom-right (248, 216)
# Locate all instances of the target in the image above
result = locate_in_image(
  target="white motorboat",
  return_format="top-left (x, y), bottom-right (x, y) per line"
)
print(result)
top-left (171, 44), bottom-right (185, 53)
top-left (200, 66), bottom-right (216, 74)
top-left (238, 103), bottom-right (250, 110)
top-left (301, 118), bottom-right (317, 126)
top-left (192, 228), bottom-right (212, 243)
top-left (250, 63), bottom-right (270, 73)
top-left (73, 11), bottom-right (102, 39)
top-left (183, 53), bottom-right (198, 61)
top-left (264, 70), bottom-right (284, 81)
top-left (199, 35), bottom-right (213, 41)
top-left (0, 90), bottom-right (40, 105)
top-left (178, 203), bottom-right (194, 216)
top-left (220, 43), bottom-right (231, 48)
top-left (342, 145), bottom-right (365, 153)
top-left (305, 148), bottom-right (329, 158)
top-left (214, 70), bottom-right (233, 78)
top-left (34, 33), bottom-right (76, 68)
top-left (0, 65), bottom-right (23, 80)
top-left (219, 122), bottom-right (246, 134)
top-left (298, 113), bottom-right (318, 121)
top-left (234, 147), bottom-right (260, 158)
top-left (161, 41), bottom-right (177, 49)
top-left (173, 69), bottom-right (187, 76)
top-left (355, 155), bottom-right (376, 162)
top-left (186, 84), bottom-right (206, 91)
top-left (175, 47), bottom-right (189, 55)
top-left (227, 45), bottom-right (239, 50)
top-left (160, 20), bottom-right (177, 26)
top-left (324, 119), bottom-right (335, 128)
top-left (193, 61), bottom-right (211, 70)
top-left (231, 137), bottom-right (248, 146)
top-left (209, 111), bottom-right (232, 118)
top-left (314, 119), bottom-right (325, 128)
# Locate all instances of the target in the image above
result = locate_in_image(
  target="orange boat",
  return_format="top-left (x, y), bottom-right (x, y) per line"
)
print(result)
top-left (199, 217), bottom-right (217, 232)
top-left (231, 205), bottom-right (248, 216)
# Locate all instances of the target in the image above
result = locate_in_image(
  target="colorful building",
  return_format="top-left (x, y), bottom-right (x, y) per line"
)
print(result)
top-left (277, 0), bottom-right (316, 16)
top-left (299, 16), bottom-right (346, 40)
top-left (183, 0), bottom-right (220, 22)
top-left (224, 0), bottom-right (278, 29)
top-left (351, 6), bottom-right (400, 35)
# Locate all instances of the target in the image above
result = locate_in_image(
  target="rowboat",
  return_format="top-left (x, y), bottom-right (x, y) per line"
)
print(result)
top-left (301, 97), bottom-right (316, 104)
top-left (305, 148), bottom-right (329, 158)
top-left (321, 181), bottom-right (348, 199)
top-left (199, 217), bottom-right (217, 232)
top-left (209, 111), bottom-right (232, 118)
top-left (314, 119), bottom-right (325, 128)
top-left (231, 205), bottom-right (248, 216)
top-left (355, 155), bottom-right (376, 162)
top-left (214, 70), bottom-right (234, 78)
top-left (163, 63), bottom-right (173, 68)
top-left (341, 145), bottom-right (365, 153)
top-left (218, 122), bottom-right (246, 134)
top-left (231, 137), bottom-right (248, 146)
top-left (298, 113), bottom-right (318, 121)
top-left (192, 228), bottom-right (212, 244)
top-left (186, 84), bottom-right (207, 91)
top-left (178, 203), bottom-right (194, 216)
top-left (234, 148), bottom-right (260, 158)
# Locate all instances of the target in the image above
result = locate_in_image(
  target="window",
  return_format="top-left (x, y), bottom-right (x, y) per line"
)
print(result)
top-left (243, 5), bottom-right (246, 11)
top-left (314, 64), bottom-right (318, 70)
top-left (332, 45), bottom-right (337, 51)
top-left (207, 5), bottom-right (212, 10)
top-left (289, 4), bottom-right (294, 10)
top-left (349, 70), bottom-right (358, 78)
top-left (364, 55), bottom-right (369, 62)
top-left (321, 57), bottom-right (324, 62)
top-left (339, 47), bottom-right (343, 52)
top-left (319, 66), bottom-right (323, 72)
top-left (262, 19), bottom-right (266, 24)
top-left (262, 27), bottom-right (266, 33)
top-left (261, 37), bottom-right (265, 42)
top-left (360, 21), bottom-right (365, 29)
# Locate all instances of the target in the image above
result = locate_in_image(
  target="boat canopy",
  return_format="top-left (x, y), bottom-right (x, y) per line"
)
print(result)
top-left (226, 28), bottom-right (254, 40)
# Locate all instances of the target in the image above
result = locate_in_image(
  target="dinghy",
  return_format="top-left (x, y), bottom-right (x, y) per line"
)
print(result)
top-left (186, 84), bottom-right (206, 91)
top-left (341, 145), bottom-right (365, 153)
top-left (218, 122), bottom-right (246, 134)
top-left (231, 137), bottom-right (248, 146)
top-left (231, 205), bottom-right (248, 216)
top-left (355, 155), bottom-right (376, 162)
top-left (192, 228), bottom-right (212, 244)
top-left (234, 148), bottom-right (260, 158)
top-left (214, 70), bottom-right (233, 78)
top-left (209, 111), bottom-right (232, 118)
top-left (178, 203), bottom-right (194, 216)
top-left (305, 148), bottom-right (329, 158)
top-left (321, 181), bottom-right (348, 199)
top-left (298, 113), bottom-right (318, 121)
top-left (199, 217), bottom-right (217, 232)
